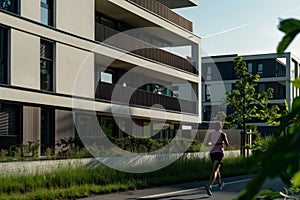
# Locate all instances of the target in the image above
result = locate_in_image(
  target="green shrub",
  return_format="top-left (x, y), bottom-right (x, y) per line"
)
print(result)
top-left (251, 135), bottom-right (276, 155)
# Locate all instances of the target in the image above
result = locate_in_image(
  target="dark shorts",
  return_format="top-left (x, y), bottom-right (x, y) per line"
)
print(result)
top-left (210, 152), bottom-right (224, 162)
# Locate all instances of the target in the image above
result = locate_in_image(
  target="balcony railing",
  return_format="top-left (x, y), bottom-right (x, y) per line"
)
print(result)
top-left (95, 82), bottom-right (197, 114)
top-left (95, 23), bottom-right (196, 74)
top-left (127, 0), bottom-right (193, 32)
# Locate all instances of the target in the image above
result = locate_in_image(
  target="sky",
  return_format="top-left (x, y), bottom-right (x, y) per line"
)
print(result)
top-left (176, 0), bottom-right (300, 57)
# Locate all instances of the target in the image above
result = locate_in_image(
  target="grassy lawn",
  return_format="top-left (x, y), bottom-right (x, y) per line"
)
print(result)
top-left (0, 156), bottom-right (257, 199)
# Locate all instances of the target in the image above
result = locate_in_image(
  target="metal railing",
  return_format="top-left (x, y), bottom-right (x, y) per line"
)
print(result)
top-left (127, 0), bottom-right (193, 32)
top-left (95, 82), bottom-right (197, 114)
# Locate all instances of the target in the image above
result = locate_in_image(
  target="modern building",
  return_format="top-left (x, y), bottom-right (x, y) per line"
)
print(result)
top-left (0, 0), bottom-right (201, 155)
top-left (202, 52), bottom-right (300, 134)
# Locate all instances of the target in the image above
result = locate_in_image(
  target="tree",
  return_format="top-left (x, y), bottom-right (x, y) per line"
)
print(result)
top-left (225, 56), bottom-right (279, 157)
top-left (235, 18), bottom-right (300, 200)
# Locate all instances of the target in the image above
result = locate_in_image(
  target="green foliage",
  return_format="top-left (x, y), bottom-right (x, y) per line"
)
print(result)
top-left (251, 134), bottom-right (276, 155)
top-left (112, 137), bottom-right (204, 153)
top-left (225, 56), bottom-right (280, 157)
top-left (56, 137), bottom-right (91, 159)
top-left (277, 18), bottom-right (300, 54)
top-left (225, 56), bottom-right (280, 132)
top-left (235, 26), bottom-right (300, 199)
top-left (0, 156), bottom-right (256, 199)
top-left (235, 18), bottom-right (300, 199)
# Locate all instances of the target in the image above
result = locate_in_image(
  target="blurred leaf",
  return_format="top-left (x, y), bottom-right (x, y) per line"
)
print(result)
top-left (277, 18), bottom-right (300, 54)
top-left (259, 189), bottom-right (283, 200)
top-left (293, 170), bottom-right (300, 187)
top-left (259, 189), bottom-right (277, 196)
top-left (277, 35), bottom-right (295, 54)
top-left (292, 97), bottom-right (300, 112)
top-left (292, 78), bottom-right (300, 89)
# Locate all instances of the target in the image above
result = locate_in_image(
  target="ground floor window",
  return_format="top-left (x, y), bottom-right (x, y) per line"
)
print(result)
top-left (0, 103), bottom-right (21, 136)
top-left (41, 108), bottom-right (54, 155)
top-left (0, 103), bottom-right (21, 149)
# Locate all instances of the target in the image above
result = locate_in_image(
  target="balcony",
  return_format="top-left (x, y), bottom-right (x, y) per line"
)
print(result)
top-left (95, 23), bottom-right (196, 74)
top-left (127, 0), bottom-right (193, 32)
top-left (95, 82), bottom-right (197, 114)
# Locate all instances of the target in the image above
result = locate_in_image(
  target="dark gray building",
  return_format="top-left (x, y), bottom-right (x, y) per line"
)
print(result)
top-left (202, 52), bottom-right (300, 135)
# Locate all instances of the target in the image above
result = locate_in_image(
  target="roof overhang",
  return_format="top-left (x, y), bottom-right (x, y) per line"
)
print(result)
top-left (156, 0), bottom-right (198, 9)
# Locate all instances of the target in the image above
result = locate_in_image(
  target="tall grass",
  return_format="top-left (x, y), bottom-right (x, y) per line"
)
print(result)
top-left (0, 156), bottom-right (257, 199)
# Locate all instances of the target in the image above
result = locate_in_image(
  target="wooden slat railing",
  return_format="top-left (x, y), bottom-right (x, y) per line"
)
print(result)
top-left (95, 82), bottom-right (197, 114)
top-left (127, 0), bottom-right (193, 32)
top-left (95, 23), bottom-right (196, 74)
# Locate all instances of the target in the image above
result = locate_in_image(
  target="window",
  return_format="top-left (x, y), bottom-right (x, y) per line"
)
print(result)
top-left (258, 64), bottom-right (263, 75)
top-left (248, 63), bottom-right (253, 73)
top-left (0, 26), bottom-right (8, 84)
top-left (205, 85), bottom-right (211, 102)
top-left (258, 84), bottom-right (266, 93)
top-left (95, 14), bottom-right (117, 29)
top-left (41, 0), bottom-right (54, 26)
top-left (203, 106), bottom-right (212, 121)
top-left (0, 103), bottom-right (21, 136)
top-left (0, 0), bottom-right (19, 14)
top-left (206, 66), bottom-right (212, 81)
top-left (41, 108), bottom-right (54, 155)
top-left (100, 71), bottom-right (113, 84)
top-left (40, 39), bottom-right (54, 91)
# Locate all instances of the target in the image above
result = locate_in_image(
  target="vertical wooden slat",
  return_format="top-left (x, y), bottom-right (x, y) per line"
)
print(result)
top-left (23, 106), bottom-right (41, 144)
top-left (55, 110), bottom-right (75, 142)
top-left (128, 0), bottom-right (193, 32)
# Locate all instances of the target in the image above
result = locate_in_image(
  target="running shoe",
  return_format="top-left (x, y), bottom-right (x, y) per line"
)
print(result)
top-left (218, 181), bottom-right (225, 190)
top-left (205, 185), bottom-right (212, 196)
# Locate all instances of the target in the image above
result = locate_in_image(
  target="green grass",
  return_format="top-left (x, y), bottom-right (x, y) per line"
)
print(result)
top-left (0, 156), bottom-right (257, 199)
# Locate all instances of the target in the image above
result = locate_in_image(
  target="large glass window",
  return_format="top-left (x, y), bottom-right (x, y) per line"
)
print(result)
top-left (40, 39), bottom-right (54, 91)
top-left (41, 0), bottom-right (54, 26)
top-left (0, 0), bottom-right (19, 14)
top-left (0, 26), bottom-right (8, 84)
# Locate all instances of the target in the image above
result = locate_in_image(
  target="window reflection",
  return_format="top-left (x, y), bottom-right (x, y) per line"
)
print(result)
top-left (0, 0), bottom-right (19, 14)
top-left (41, 0), bottom-right (53, 26)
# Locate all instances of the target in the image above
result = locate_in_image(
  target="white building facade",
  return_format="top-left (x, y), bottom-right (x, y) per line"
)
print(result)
top-left (0, 0), bottom-right (201, 155)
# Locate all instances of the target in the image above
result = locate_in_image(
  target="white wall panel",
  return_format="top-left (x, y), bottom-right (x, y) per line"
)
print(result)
top-left (21, 0), bottom-right (40, 22)
top-left (56, 0), bottom-right (94, 40)
top-left (56, 43), bottom-right (94, 98)
top-left (11, 30), bottom-right (40, 90)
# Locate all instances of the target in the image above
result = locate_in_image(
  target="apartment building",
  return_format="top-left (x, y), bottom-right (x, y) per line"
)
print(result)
top-left (202, 52), bottom-right (300, 135)
top-left (0, 0), bottom-right (201, 155)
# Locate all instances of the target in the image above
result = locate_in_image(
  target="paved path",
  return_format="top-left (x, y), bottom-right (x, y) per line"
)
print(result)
top-left (82, 174), bottom-right (298, 200)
